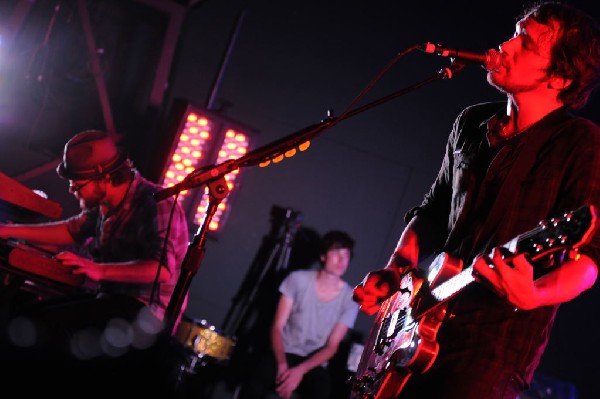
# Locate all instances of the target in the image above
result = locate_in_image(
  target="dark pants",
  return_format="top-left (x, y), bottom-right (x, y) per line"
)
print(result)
top-left (237, 352), bottom-right (332, 399)
top-left (396, 356), bottom-right (527, 399)
top-left (0, 291), bottom-right (184, 395)
top-left (3, 291), bottom-right (148, 349)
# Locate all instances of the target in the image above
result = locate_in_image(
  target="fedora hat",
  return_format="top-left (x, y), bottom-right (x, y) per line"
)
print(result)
top-left (56, 130), bottom-right (129, 180)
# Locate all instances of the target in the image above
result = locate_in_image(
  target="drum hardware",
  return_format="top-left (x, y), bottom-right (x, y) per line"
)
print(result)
top-left (175, 317), bottom-right (236, 375)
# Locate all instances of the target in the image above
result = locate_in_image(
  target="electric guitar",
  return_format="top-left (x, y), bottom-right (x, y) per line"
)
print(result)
top-left (349, 205), bottom-right (598, 399)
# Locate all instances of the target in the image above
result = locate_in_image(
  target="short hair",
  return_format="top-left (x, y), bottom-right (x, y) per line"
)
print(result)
top-left (107, 161), bottom-right (135, 185)
top-left (319, 230), bottom-right (355, 260)
top-left (523, 1), bottom-right (600, 109)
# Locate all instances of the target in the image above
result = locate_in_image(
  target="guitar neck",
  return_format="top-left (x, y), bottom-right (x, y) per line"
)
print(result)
top-left (430, 264), bottom-right (476, 302)
top-left (350, 205), bottom-right (596, 399)
top-left (424, 232), bottom-right (522, 306)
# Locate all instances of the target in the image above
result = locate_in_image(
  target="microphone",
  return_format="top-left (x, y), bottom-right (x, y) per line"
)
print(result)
top-left (419, 42), bottom-right (501, 71)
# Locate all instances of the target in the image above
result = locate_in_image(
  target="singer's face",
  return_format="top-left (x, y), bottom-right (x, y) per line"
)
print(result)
top-left (487, 15), bottom-right (559, 95)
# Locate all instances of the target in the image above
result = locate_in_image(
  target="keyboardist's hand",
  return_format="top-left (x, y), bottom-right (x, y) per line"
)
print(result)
top-left (55, 251), bottom-right (104, 281)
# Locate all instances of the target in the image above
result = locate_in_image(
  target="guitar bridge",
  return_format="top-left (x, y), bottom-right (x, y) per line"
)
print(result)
top-left (374, 308), bottom-right (408, 355)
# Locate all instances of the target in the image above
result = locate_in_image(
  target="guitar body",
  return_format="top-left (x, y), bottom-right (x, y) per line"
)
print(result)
top-left (350, 253), bottom-right (463, 399)
top-left (349, 205), bottom-right (597, 399)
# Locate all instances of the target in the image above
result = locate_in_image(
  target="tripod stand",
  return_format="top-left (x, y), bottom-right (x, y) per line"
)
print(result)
top-left (222, 205), bottom-right (303, 340)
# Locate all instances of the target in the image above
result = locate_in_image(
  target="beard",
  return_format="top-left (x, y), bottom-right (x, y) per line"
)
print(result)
top-left (487, 68), bottom-right (547, 96)
top-left (80, 198), bottom-right (99, 210)
top-left (78, 187), bottom-right (105, 210)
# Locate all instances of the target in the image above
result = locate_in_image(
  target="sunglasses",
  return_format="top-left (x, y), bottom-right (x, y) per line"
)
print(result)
top-left (68, 179), bottom-right (94, 193)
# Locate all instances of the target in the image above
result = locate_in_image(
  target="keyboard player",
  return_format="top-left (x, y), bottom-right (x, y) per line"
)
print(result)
top-left (0, 131), bottom-right (190, 372)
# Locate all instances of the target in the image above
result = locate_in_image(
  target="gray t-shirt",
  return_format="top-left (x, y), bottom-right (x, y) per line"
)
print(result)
top-left (280, 269), bottom-right (359, 357)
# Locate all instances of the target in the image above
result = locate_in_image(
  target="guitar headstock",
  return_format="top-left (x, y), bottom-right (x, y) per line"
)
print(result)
top-left (515, 205), bottom-right (598, 261)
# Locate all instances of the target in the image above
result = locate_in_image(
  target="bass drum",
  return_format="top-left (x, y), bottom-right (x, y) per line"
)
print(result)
top-left (176, 317), bottom-right (236, 363)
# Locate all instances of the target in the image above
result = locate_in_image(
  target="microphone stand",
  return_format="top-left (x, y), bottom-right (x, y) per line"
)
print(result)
top-left (158, 60), bottom-right (469, 336)
top-left (163, 177), bottom-right (229, 336)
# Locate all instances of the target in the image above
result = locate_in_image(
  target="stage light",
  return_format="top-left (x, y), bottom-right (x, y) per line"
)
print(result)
top-left (157, 100), bottom-right (256, 234)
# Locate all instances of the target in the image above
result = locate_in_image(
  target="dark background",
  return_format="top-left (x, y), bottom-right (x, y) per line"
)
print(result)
top-left (1, 1), bottom-right (599, 398)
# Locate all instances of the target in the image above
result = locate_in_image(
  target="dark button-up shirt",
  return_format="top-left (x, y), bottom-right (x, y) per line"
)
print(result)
top-left (406, 102), bottom-right (600, 382)
top-left (65, 171), bottom-right (190, 321)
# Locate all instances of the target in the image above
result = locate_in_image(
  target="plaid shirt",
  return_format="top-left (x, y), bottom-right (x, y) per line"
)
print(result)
top-left (405, 102), bottom-right (600, 387)
top-left (65, 171), bottom-right (189, 321)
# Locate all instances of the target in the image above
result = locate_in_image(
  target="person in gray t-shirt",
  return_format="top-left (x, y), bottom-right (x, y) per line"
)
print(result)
top-left (237, 230), bottom-right (359, 399)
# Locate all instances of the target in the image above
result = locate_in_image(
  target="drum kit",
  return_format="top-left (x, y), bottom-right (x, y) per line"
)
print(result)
top-left (174, 317), bottom-right (236, 375)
